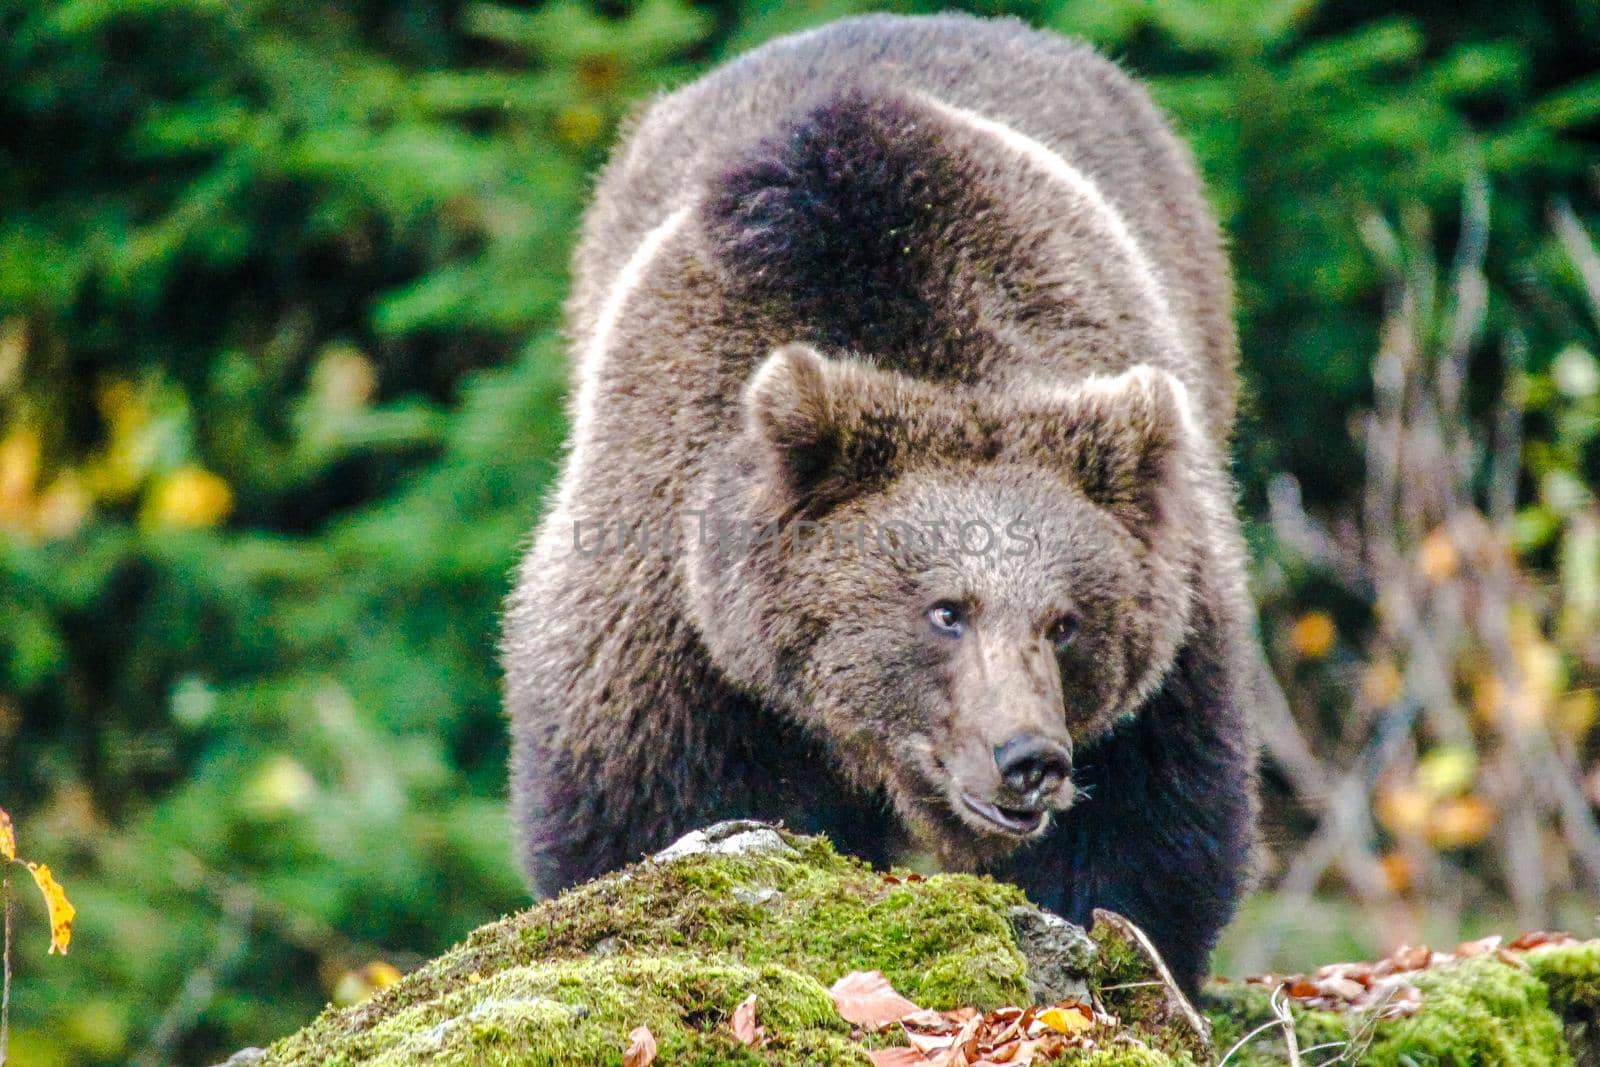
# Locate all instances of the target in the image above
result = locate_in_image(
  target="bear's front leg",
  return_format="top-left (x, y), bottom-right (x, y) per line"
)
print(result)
top-left (994, 608), bottom-right (1258, 997)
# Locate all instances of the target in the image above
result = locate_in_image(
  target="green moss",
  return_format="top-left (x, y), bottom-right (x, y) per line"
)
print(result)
top-left (750, 869), bottom-right (1029, 1008)
top-left (260, 829), bottom-right (1032, 1065)
top-left (1362, 958), bottom-right (1570, 1067)
top-left (269, 954), bottom-right (866, 1066)
top-left (1527, 942), bottom-right (1600, 1018)
top-left (1058, 1048), bottom-right (1183, 1067)
top-left (412, 836), bottom-right (1028, 1011)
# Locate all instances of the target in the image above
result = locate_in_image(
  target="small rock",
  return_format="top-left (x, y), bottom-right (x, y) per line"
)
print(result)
top-left (419, 1019), bottom-right (455, 1048)
top-left (652, 830), bottom-right (712, 862)
top-left (1008, 905), bottom-right (1096, 1004)
top-left (420, 996), bottom-right (578, 1049)
top-left (733, 886), bottom-right (782, 907)
top-left (652, 820), bottom-right (796, 863)
top-left (210, 1049), bottom-right (266, 1067)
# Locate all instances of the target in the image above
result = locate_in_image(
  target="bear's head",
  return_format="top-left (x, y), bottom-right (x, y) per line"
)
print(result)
top-left (687, 344), bottom-right (1206, 865)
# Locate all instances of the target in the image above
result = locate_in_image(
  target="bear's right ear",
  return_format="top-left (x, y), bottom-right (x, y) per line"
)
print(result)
top-left (1010, 365), bottom-right (1201, 555)
top-left (743, 343), bottom-right (847, 506)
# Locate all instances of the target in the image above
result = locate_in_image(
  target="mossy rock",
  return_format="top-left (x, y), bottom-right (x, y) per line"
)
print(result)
top-left (251, 822), bottom-right (1600, 1066)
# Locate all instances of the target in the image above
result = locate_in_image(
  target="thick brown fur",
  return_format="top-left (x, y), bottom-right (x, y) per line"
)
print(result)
top-left (504, 12), bottom-right (1262, 995)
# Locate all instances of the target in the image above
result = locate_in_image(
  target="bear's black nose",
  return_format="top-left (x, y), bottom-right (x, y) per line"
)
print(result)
top-left (993, 735), bottom-right (1071, 799)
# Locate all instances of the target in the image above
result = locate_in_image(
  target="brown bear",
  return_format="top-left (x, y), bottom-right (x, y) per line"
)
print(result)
top-left (504, 11), bottom-right (1260, 994)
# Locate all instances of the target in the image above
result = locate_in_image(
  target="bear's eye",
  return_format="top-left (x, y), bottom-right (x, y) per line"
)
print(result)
top-left (1048, 612), bottom-right (1081, 651)
top-left (927, 601), bottom-right (966, 638)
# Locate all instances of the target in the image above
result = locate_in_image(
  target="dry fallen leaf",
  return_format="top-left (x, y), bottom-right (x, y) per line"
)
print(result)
top-left (905, 1026), bottom-right (960, 1057)
top-left (1508, 930), bottom-right (1576, 951)
top-left (731, 993), bottom-right (761, 1047)
top-left (1454, 935), bottom-right (1502, 958)
top-left (829, 970), bottom-right (922, 1030)
top-left (861, 996), bottom-right (1125, 1067)
top-left (25, 861), bottom-right (74, 955)
top-left (1388, 944), bottom-right (1433, 972)
top-left (1314, 975), bottom-right (1366, 1000)
top-left (986, 1037), bottom-right (1038, 1064)
top-left (1036, 1003), bottom-right (1093, 1036)
top-left (1285, 978), bottom-right (1319, 999)
top-left (1495, 948), bottom-right (1532, 971)
top-left (880, 872), bottom-right (928, 886)
top-left (622, 1024), bottom-right (657, 1067)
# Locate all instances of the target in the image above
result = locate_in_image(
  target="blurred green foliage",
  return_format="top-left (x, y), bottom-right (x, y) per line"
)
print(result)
top-left (0, 0), bottom-right (1596, 1062)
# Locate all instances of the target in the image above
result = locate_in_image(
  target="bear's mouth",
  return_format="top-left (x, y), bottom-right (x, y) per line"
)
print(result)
top-left (959, 792), bottom-right (1046, 836)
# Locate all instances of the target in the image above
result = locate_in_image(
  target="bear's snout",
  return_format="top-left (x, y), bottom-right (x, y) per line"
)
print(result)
top-left (993, 733), bottom-right (1071, 802)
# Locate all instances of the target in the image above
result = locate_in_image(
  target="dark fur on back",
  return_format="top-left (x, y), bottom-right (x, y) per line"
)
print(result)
top-left (710, 91), bottom-right (983, 364)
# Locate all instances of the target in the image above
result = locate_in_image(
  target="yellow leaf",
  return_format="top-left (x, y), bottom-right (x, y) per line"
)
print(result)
top-left (242, 755), bottom-right (316, 818)
top-left (86, 380), bottom-right (155, 501)
top-left (25, 861), bottom-right (75, 954)
top-left (0, 426), bottom-right (40, 525)
top-left (1375, 782), bottom-right (1431, 837)
top-left (1038, 1004), bottom-right (1094, 1035)
top-left (1417, 745), bottom-right (1477, 798)
top-left (1469, 670), bottom-right (1505, 726)
top-left (144, 466), bottom-right (233, 530)
top-left (332, 965), bottom-right (400, 1007)
top-left (1556, 690), bottom-right (1599, 738)
top-left (1378, 850), bottom-right (1416, 894)
top-left (1289, 612), bottom-right (1336, 660)
top-left (1427, 795), bottom-right (1495, 850)
top-left (0, 805), bottom-right (15, 861)
top-left (1417, 527), bottom-right (1459, 582)
top-left (1361, 661), bottom-right (1404, 708)
top-left (365, 961), bottom-right (402, 989)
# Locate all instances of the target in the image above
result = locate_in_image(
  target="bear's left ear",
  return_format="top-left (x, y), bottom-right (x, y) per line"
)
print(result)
top-left (1025, 365), bottom-right (1201, 551)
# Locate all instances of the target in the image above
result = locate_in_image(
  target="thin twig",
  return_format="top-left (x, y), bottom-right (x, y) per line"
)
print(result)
top-left (1218, 1018), bottom-right (1290, 1067)
top-left (1298, 1039), bottom-right (1350, 1057)
top-left (1275, 985), bottom-right (1304, 1067)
